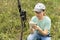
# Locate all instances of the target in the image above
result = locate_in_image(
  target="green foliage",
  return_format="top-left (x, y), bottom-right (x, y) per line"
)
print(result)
top-left (0, 0), bottom-right (60, 40)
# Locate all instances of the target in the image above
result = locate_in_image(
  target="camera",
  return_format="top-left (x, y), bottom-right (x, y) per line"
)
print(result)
top-left (20, 10), bottom-right (26, 21)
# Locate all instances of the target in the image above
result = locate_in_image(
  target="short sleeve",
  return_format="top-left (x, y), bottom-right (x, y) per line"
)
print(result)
top-left (44, 18), bottom-right (51, 31)
top-left (30, 16), bottom-right (37, 23)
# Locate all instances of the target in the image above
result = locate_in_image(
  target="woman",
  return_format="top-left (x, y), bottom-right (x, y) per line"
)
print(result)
top-left (27, 3), bottom-right (51, 40)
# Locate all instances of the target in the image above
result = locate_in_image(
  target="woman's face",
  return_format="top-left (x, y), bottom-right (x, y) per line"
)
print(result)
top-left (35, 11), bottom-right (44, 20)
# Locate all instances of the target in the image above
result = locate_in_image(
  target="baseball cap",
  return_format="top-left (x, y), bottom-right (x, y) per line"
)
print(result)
top-left (34, 3), bottom-right (46, 12)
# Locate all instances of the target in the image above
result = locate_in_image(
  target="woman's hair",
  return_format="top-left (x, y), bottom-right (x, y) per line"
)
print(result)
top-left (42, 9), bottom-right (46, 16)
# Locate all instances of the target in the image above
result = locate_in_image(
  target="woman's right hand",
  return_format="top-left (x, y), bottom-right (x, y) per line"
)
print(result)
top-left (30, 28), bottom-right (35, 34)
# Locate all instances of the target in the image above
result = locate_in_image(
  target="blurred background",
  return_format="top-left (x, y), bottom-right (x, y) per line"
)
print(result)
top-left (0, 0), bottom-right (60, 40)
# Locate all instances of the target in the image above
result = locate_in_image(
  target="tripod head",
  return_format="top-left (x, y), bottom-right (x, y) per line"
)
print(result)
top-left (20, 10), bottom-right (26, 21)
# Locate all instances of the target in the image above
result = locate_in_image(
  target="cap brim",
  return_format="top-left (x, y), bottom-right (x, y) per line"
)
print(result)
top-left (33, 9), bottom-right (42, 12)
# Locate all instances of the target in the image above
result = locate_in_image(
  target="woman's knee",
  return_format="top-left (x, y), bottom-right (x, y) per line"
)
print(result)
top-left (41, 37), bottom-right (51, 40)
top-left (27, 34), bottom-right (36, 40)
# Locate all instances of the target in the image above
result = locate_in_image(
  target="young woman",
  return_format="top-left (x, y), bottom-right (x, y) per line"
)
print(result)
top-left (27, 3), bottom-right (51, 40)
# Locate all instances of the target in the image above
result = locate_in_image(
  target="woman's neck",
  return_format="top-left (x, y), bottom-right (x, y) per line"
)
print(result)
top-left (39, 16), bottom-right (44, 20)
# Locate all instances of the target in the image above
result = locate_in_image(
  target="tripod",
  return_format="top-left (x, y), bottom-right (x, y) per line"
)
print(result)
top-left (17, 0), bottom-right (26, 40)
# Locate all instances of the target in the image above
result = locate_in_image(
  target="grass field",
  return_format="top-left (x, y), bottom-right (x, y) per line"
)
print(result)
top-left (0, 0), bottom-right (60, 40)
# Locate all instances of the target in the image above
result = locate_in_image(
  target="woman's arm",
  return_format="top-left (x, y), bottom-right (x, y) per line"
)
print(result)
top-left (32, 25), bottom-right (48, 36)
top-left (37, 26), bottom-right (48, 36)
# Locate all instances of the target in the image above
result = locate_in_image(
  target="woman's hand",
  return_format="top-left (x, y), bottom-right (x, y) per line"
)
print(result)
top-left (32, 25), bottom-right (38, 30)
